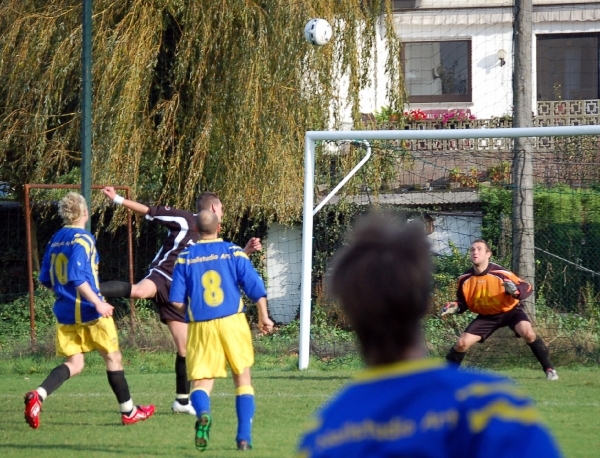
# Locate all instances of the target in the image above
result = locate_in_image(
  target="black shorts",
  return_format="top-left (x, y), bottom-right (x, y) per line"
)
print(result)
top-left (145, 270), bottom-right (185, 324)
top-left (464, 306), bottom-right (530, 343)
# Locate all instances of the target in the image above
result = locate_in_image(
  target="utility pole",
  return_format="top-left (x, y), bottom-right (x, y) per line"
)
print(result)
top-left (512, 0), bottom-right (536, 316)
top-left (81, 0), bottom-right (93, 231)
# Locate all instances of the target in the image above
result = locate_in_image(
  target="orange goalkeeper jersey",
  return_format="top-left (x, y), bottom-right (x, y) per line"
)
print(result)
top-left (456, 262), bottom-right (533, 315)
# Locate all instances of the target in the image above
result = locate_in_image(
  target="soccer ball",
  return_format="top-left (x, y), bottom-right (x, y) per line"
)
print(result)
top-left (304, 18), bottom-right (333, 46)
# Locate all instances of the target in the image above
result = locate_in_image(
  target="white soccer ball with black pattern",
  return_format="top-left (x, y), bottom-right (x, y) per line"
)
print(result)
top-left (304, 18), bottom-right (333, 46)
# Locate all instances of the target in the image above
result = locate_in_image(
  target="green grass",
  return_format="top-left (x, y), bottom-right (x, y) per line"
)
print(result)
top-left (0, 354), bottom-right (598, 457)
top-left (500, 367), bottom-right (600, 458)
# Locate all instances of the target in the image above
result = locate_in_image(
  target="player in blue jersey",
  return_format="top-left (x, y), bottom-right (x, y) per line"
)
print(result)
top-left (24, 192), bottom-right (155, 429)
top-left (170, 210), bottom-right (273, 452)
top-left (297, 212), bottom-right (562, 458)
top-left (100, 187), bottom-right (262, 415)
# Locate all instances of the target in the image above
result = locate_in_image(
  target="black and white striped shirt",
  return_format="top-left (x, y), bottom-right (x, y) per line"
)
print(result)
top-left (145, 206), bottom-right (198, 281)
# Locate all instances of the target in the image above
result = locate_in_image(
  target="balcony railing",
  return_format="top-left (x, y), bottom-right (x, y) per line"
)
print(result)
top-left (358, 100), bottom-right (600, 191)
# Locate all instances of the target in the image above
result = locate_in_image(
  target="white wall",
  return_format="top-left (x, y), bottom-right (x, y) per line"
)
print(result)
top-left (415, 0), bottom-right (596, 7)
top-left (353, 4), bottom-right (600, 120)
top-left (428, 214), bottom-right (482, 255)
top-left (265, 223), bottom-right (302, 324)
top-left (395, 21), bottom-right (513, 119)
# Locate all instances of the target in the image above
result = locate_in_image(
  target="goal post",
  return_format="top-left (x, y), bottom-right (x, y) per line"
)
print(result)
top-left (299, 124), bottom-right (600, 370)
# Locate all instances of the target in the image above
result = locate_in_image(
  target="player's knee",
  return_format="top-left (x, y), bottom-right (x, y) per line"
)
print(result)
top-left (455, 339), bottom-right (472, 352)
top-left (129, 284), bottom-right (147, 299)
top-left (104, 350), bottom-right (123, 368)
top-left (67, 360), bottom-right (84, 376)
top-left (522, 330), bottom-right (537, 343)
top-left (517, 323), bottom-right (537, 342)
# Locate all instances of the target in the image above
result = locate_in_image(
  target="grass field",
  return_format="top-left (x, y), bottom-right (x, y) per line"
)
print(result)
top-left (0, 353), bottom-right (599, 457)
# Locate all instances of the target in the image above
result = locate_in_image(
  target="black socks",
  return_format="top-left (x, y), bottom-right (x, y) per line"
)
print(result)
top-left (175, 353), bottom-right (191, 397)
top-left (446, 347), bottom-right (467, 366)
top-left (99, 281), bottom-right (132, 298)
top-left (528, 336), bottom-right (554, 371)
top-left (107, 370), bottom-right (132, 404)
top-left (40, 364), bottom-right (71, 397)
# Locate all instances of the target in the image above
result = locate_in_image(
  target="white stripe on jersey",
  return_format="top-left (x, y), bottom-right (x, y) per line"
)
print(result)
top-left (146, 214), bottom-right (191, 269)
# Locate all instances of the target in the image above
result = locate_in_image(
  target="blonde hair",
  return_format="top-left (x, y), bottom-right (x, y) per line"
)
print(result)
top-left (58, 192), bottom-right (87, 225)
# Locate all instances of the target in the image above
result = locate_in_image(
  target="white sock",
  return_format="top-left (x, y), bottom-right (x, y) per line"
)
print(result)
top-left (36, 387), bottom-right (48, 401)
top-left (176, 394), bottom-right (189, 401)
top-left (120, 399), bottom-right (134, 414)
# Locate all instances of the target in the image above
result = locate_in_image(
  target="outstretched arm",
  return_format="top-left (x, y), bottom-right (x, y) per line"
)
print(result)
top-left (101, 186), bottom-right (149, 216)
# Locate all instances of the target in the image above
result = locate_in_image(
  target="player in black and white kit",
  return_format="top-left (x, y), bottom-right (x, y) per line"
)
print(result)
top-left (99, 187), bottom-right (261, 415)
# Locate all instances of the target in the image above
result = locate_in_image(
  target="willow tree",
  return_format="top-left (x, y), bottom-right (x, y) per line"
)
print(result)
top-left (0, 0), bottom-right (405, 231)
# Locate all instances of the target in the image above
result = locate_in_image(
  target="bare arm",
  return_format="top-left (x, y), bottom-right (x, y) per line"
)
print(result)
top-left (76, 282), bottom-right (114, 318)
top-left (255, 297), bottom-right (273, 334)
top-left (243, 237), bottom-right (262, 255)
top-left (101, 186), bottom-right (149, 216)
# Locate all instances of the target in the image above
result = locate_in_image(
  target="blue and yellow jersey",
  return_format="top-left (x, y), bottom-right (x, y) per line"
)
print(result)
top-left (169, 238), bottom-right (267, 322)
top-left (39, 226), bottom-right (104, 325)
top-left (297, 360), bottom-right (561, 458)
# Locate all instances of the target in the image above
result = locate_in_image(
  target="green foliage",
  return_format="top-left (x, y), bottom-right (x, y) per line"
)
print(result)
top-left (479, 184), bottom-right (512, 248)
top-left (373, 105), bottom-right (402, 123)
top-left (0, 284), bottom-right (55, 342)
top-left (259, 303), bottom-right (355, 354)
top-left (480, 185), bottom-right (600, 313)
top-left (486, 160), bottom-right (511, 183)
top-left (448, 166), bottom-right (479, 188)
top-left (431, 242), bottom-right (471, 309)
top-left (312, 203), bottom-right (363, 279)
top-left (0, 0), bottom-right (406, 233)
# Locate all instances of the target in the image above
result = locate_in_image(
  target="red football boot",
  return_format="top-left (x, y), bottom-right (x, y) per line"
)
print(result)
top-left (24, 391), bottom-right (42, 429)
top-left (121, 404), bottom-right (156, 425)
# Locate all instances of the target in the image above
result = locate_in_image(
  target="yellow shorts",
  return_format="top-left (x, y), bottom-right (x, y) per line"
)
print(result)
top-left (187, 313), bottom-right (254, 380)
top-left (55, 316), bottom-right (120, 357)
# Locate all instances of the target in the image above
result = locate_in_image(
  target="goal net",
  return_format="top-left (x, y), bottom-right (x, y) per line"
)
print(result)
top-left (280, 124), bottom-right (600, 369)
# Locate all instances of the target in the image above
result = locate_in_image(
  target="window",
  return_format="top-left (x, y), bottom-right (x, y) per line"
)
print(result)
top-left (403, 40), bottom-right (471, 103)
top-left (537, 33), bottom-right (599, 101)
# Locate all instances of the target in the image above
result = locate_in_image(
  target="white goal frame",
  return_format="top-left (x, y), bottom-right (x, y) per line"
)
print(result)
top-left (299, 124), bottom-right (600, 370)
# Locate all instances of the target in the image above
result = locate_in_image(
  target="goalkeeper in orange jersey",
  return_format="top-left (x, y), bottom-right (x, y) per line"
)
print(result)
top-left (442, 239), bottom-right (559, 380)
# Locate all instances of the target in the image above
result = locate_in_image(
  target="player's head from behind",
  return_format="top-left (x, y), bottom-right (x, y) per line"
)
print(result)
top-left (196, 210), bottom-right (220, 239)
top-left (58, 192), bottom-right (88, 227)
top-left (469, 238), bottom-right (492, 269)
top-left (196, 192), bottom-right (223, 222)
top-left (327, 212), bottom-right (432, 366)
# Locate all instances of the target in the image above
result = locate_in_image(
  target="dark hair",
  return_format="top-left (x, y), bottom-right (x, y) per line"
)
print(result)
top-left (196, 192), bottom-right (220, 212)
top-left (196, 210), bottom-right (219, 236)
top-left (471, 238), bottom-right (492, 253)
top-left (327, 212), bottom-right (432, 366)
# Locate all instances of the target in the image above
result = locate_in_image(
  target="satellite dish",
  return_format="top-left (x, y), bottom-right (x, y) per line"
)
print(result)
top-left (432, 65), bottom-right (446, 79)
